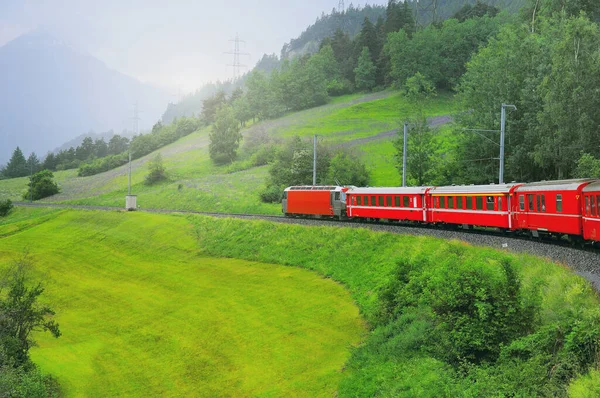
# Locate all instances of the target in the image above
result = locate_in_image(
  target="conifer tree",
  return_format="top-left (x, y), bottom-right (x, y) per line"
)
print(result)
top-left (4, 147), bottom-right (28, 178)
top-left (354, 47), bottom-right (377, 91)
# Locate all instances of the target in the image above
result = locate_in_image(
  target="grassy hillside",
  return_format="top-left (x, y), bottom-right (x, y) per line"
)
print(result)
top-left (187, 215), bottom-right (600, 396)
top-left (0, 90), bottom-right (459, 212)
top-left (0, 208), bottom-right (364, 397)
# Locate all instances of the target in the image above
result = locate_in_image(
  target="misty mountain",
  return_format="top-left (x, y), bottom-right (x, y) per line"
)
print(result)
top-left (0, 30), bottom-right (169, 164)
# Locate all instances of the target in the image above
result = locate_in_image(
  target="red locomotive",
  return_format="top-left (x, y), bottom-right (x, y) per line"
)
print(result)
top-left (283, 178), bottom-right (600, 244)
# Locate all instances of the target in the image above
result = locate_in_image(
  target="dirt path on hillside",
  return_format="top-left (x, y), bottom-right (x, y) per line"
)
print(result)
top-left (337, 115), bottom-right (453, 148)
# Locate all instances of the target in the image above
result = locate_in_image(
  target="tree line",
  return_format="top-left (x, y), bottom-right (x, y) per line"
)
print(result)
top-left (1, 116), bottom-right (200, 180)
top-left (450, 0), bottom-right (600, 184)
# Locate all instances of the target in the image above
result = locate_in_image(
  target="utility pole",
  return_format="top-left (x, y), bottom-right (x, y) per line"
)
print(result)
top-left (226, 33), bottom-right (250, 80)
top-left (500, 104), bottom-right (517, 184)
top-left (29, 158), bottom-right (33, 203)
top-left (338, 0), bottom-right (345, 13)
top-left (403, 123), bottom-right (408, 187)
top-left (128, 151), bottom-right (132, 195)
top-left (313, 135), bottom-right (318, 186)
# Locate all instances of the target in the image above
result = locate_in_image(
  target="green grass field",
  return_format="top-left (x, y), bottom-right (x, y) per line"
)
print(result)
top-left (0, 208), bottom-right (365, 397)
top-left (0, 90), bottom-right (460, 213)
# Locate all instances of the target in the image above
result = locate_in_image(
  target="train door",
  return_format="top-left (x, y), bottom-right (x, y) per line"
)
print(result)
top-left (332, 190), bottom-right (343, 218)
top-left (516, 193), bottom-right (528, 229)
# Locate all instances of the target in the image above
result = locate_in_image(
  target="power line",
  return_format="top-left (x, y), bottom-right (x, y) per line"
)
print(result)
top-left (225, 33), bottom-right (250, 80)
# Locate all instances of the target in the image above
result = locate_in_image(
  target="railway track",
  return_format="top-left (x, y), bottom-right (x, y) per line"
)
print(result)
top-left (11, 201), bottom-right (600, 290)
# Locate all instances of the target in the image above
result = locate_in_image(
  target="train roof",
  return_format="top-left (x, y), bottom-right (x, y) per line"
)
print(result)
top-left (516, 179), bottom-right (595, 192)
top-left (429, 183), bottom-right (521, 195)
top-left (582, 181), bottom-right (600, 193)
top-left (284, 186), bottom-right (344, 192)
top-left (347, 187), bottom-right (430, 195)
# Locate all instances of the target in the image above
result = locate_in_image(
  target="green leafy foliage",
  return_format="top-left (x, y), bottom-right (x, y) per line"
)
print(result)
top-left (22, 170), bottom-right (59, 201)
top-left (0, 253), bottom-right (61, 397)
top-left (354, 47), bottom-right (377, 91)
top-left (0, 200), bottom-right (13, 217)
top-left (326, 151), bottom-right (371, 186)
top-left (574, 153), bottom-right (600, 178)
top-left (394, 118), bottom-right (436, 185)
top-left (458, 13), bottom-right (600, 182)
top-left (144, 153), bottom-right (167, 185)
top-left (209, 105), bottom-right (242, 165)
top-left (77, 153), bottom-right (129, 177)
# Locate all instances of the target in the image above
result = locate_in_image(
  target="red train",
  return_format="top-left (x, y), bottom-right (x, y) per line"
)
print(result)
top-left (282, 179), bottom-right (600, 244)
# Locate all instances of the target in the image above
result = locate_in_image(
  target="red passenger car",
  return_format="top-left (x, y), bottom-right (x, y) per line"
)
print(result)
top-left (282, 186), bottom-right (347, 218)
top-left (427, 184), bottom-right (522, 229)
top-left (582, 182), bottom-right (600, 242)
top-left (346, 187), bottom-right (430, 222)
top-left (513, 179), bottom-right (593, 238)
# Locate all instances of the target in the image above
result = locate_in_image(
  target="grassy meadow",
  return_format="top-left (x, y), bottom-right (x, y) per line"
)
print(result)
top-left (0, 208), bottom-right (365, 397)
top-left (0, 90), bottom-right (459, 212)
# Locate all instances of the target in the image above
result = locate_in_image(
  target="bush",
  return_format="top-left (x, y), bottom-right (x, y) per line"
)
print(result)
top-left (0, 199), bottom-right (13, 217)
top-left (22, 170), bottom-right (60, 201)
top-left (144, 153), bottom-right (167, 185)
top-left (0, 365), bottom-right (61, 398)
top-left (259, 183), bottom-right (284, 203)
top-left (78, 153), bottom-right (129, 177)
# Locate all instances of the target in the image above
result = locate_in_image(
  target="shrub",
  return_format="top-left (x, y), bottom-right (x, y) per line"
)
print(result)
top-left (259, 183), bottom-right (283, 203)
top-left (144, 153), bottom-right (167, 185)
top-left (22, 170), bottom-right (60, 201)
top-left (78, 153), bottom-right (129, 177)
top-left (0, 199), bottom-right (13, 217)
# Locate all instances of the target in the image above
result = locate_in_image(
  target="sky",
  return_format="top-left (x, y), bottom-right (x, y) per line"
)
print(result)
top-left (0, 0), bottom-right (388, 94)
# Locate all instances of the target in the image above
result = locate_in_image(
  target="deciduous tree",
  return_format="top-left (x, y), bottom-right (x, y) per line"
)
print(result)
top-left (209, 105), bottom-right (242, 165)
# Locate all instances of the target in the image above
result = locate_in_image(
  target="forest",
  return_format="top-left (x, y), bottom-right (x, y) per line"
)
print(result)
top-left (202, 0), bottom-right (600, 187)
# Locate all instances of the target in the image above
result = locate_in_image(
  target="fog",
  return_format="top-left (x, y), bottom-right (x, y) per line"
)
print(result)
top-left (0, 0), bottom-right (387, 93)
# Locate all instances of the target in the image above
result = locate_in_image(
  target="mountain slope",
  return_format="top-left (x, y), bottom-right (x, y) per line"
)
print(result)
top-left (0, 30), bottom-right (169, 164)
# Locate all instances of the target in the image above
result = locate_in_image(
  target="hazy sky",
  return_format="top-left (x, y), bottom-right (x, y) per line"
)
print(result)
top-left (0, 0), bottom-right (388, 93)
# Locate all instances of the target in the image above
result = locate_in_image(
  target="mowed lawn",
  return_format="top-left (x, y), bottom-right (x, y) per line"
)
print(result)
top-left (0, 208), bottom-right (365, 397)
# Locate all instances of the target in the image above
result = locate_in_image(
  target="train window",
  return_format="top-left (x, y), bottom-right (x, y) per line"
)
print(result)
top-left (386, 196), bottom-right (392, 207)
top-left (456, 196), bottom-right (463, 209)
top-left (377, 196), bottom-right (383, 206)
top-left (541, 195), bottom-right (546, 212)
top-left (466, 196), bottom-right (473, 209)
top-left (371, 196), bottom-right (376, 206)
top-left (597, 195), bottom-right (600, 217)
top-left (528, 195), bottom-right (534, 211)
top-left (335, 192), bottom-right (340, 201)
top-left (283, 191), bottom-right (288, 200)
top-left (403, 196), bottom-right (410, 207)
top-left (476, 197), bottom-right (483, 210)
top-left (440, 197), bottom-right (446, 209)
top-left (592, 196), bottom-right (597, 217)
top-left (486, 196), bottom-right (494, 211)
top-left (356, 196), bottom-right (362, 206)
top-left (519, 195), bottom-right (525, 211)
top-left (498, 197), bottom-right (503, 211)
top-left (536, 195), bottom-right (541, 212)
top-left (556, 194), bottom-right (562, 213)
top-left (586, 197), bottom-right (590, 215)
top-left (394, 196), bottom-right (400, 207)
top-left (448, 196), bottom-right (454, 209)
